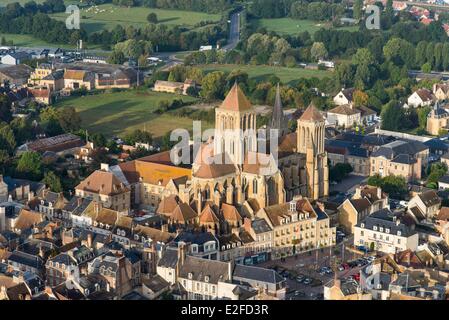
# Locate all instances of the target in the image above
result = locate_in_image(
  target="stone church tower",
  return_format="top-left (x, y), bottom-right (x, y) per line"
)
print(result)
top-left (297, 103), bottom-right (329, 200)
top-left (214, 83), bottom-right (257, 164)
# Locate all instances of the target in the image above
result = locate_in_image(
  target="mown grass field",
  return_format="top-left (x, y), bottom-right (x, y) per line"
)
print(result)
top-left (0, 0), bottom-right (79, 6)
top-left (49, 4), bottom-right (221, 34)
top-left (53, 90), bottom-right (206, 138)
top-left (198, 64), bottom-right (332, 84)
top-left (252, 18), bottom-right (359, 35)
top-left (0, 32), bottom-right (101, 49)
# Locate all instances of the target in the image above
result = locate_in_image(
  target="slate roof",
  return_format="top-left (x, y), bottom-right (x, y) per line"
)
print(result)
top-left (157, 247), bottom-right (179, 269)
top-left (418, 190), bottom-right (440, 207)
top-left (178, 256), bottom-right (230, 284)
top-left (391, 154), bottom-right (416, 164)
top-left (233, 264), bottom-right (284, 284)
top-left (357, 209), bottom-right (417, 237)
top-left (251, 218), bottom-right (272, 234)
top-left (174, 231), bottom-right (217, 246)
top-left (372, 140), bottom-right (428, 159)
top-left (8, 250), bottom-right (44, 269)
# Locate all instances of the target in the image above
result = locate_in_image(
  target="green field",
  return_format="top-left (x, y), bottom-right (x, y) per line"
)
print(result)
top-left (53, 90), bottom-right (204, 138)
top-left (0, 0), bottom-right (79, 6)
top-left (0, 32), bottom-right (101, 49)
top-left (252, 18), bottom-right (359, 35)
top-left (198, 64), bottom-right (332, 84)
top-left (49, 4), bottom-right (221, 34)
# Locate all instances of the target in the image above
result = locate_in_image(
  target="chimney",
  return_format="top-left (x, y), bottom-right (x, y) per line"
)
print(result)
top-left (77, 197), bottom-right (82, 206)
top-left (178, 244), bottom-right (186, 267)
top-left (38, 245), bottom-right (45, 259)
top-left (377, 187), bottom-right (382, 200)
top-left (228, 260), bottom-right (234, 281)
top-left (100, 163), bottom-right (110, 171)
top-left (161, 224), bottom-right (168, 232)
top-left (197, 191), bottom-right (202, 215)
top-left (354, 186), bottom-right (362, 199)
top-left (316, 201), bottom-right (325, 213)
top-left (243, 217), bottom-right (252, 234)
top-left (87, 232), bottom-right (93, 248)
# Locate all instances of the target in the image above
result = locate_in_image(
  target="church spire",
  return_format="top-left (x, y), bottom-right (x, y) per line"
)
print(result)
top-left (271, 83), bottom-right (287, 136)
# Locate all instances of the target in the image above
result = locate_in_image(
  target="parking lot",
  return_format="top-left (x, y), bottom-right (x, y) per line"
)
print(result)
top-left (259, 237), bottom-right (376, 300)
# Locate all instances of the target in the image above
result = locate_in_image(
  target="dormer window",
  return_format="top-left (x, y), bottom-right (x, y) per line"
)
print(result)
top-left (289, 201), bottom-right (296, 212)
top-left (379, 227), bottom-right (383, 232)
top-left (205, 276), bottom-right (210, 283)
top-left (361, 223), bottom-right (365, 228)
top-left (397, 231), bottom-right (401, 236)
top-left (386, 228), bottom-right (390, 234)
top-left (373, 226), bottom-right (377, 231)
top-left (188, 272), bottom-right (193, 279)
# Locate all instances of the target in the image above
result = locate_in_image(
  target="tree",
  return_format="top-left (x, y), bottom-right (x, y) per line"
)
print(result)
top-left (329, 163), bottom-right (353, 182)
top-left (91, 133), bottom-right (107, 148)
top-left (421, 62), bottom-right (432, 73)
top-left (123, 129), bottom-right (153, 145)
top-left (335, 62), bottom-right (355, 88)
top-left (427, 162), bottom-right (447, 188)
top-left (16, 151), bottom-right (42, 179)
top-left (367, 174), bottom-right (383, 187)
top-left (353, 90), bottom-right (369, 107)
top-left (380, 101), bottom-right (404, 131)
top-left (147, 12), bottom-right (158, 24)
top-left (353, 0), bottom-right (363, 20)
top-left (42, 171), bottom-right (62, 192)
top-left (200, 71), bottom-right (226, 100)
top-left (310, 42), bottom-right (328, 61)
top-left (383, 38), bottom-right (415, 67)
top-left (0, 96), bottom-right (12, 123)
top-left (108, 49), bottom-right (126, 65)
top-left (0, 149), bottom-right (9, 172)
top-left (0, 124), bottom-right (16, 154)
top-left (352, 48), bottom-right (375, 66)
top-left (58, 106), bottom-right (81, 132)
top-left (382, 175), bottom-right (407, 199)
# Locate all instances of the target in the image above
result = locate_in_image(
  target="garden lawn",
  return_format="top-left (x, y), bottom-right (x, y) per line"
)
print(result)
top-left (49, 4), bottom-right (221, 34)
top-left (53, 90), bottom-right (204, 138)
top-left (198, 64), bottom-right (332, 84)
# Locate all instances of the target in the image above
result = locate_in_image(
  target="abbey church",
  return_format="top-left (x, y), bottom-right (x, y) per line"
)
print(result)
top-left (74, 82), bottom-right (333, 258)
top-left (91, 83), bottom-right (329, 230)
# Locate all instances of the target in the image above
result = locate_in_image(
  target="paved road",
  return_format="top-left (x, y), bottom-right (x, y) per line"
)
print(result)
top-left (409, 70), bottom-right (449, 81)
top-left (222, 11), bottom-right (241, 51)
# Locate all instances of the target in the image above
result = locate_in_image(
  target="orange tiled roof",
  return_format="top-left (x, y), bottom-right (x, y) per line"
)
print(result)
top-left (14, 209), bottom-right (43, 231)
top-left (64, 69), bottom-right (87, 81)
top-left (221, 203), bottom-right (242, 222)
top-left (300, 103), bottom-right (324, 122)
top-left (76, 170), bottom-right (129, 196)
top-left (119, 158), bottom-right (191, 186)
top-left (220, 83), bottom-right (252, 112)
top-left (199, 204), bottom-right (220, 224)
top-left (171, 202), bottom-right (197, 223)
top-left (157, 195), bottom-right (180, 216)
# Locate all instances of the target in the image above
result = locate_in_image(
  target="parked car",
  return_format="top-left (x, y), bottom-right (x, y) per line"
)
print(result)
top-left (303, 277), bottom-right (312, 285)
top-left (296, 275), bottom-right (305, 283)
top-left (294, 290), bottom-right (305, 297)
